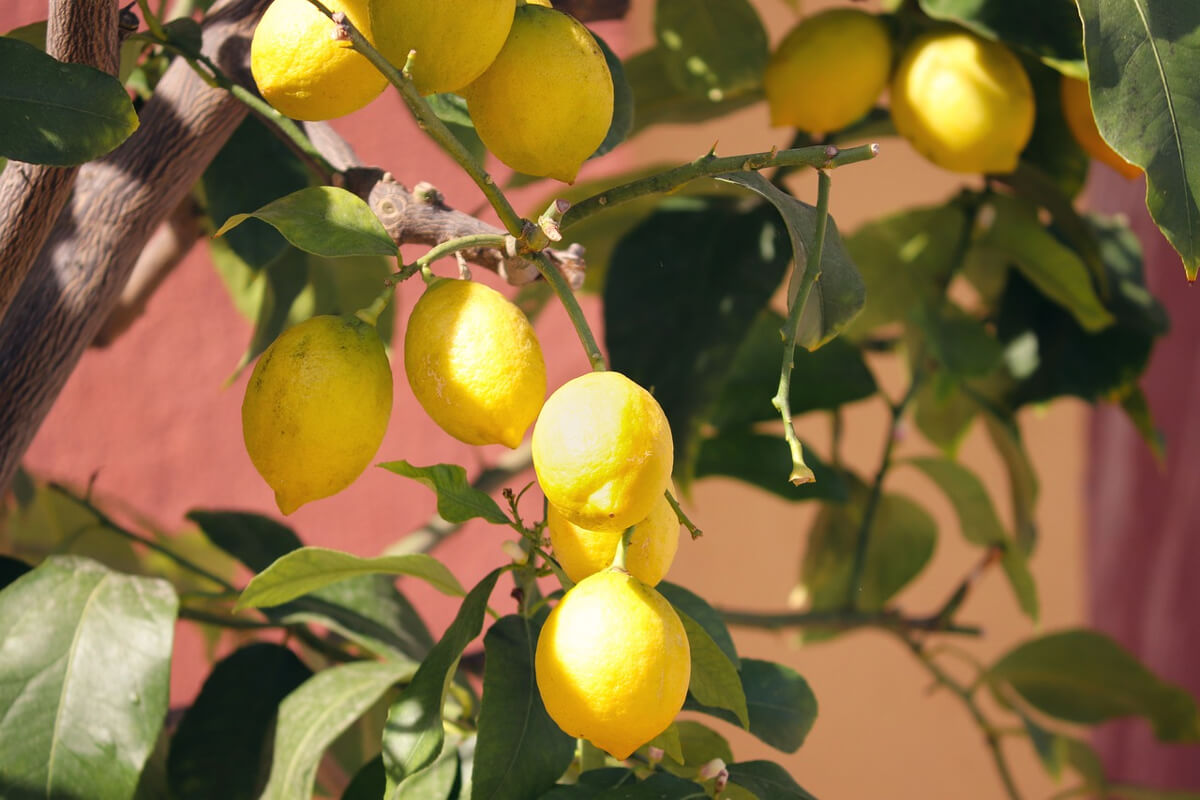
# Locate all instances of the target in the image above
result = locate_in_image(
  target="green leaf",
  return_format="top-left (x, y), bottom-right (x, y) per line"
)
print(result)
top-left (427, 93), bottom-right (487, 165)
top-left (677, 610), bottom-right (748, 728)
top-left (693, 431), bottom-right (848, 503)
top-left (0, 556), bottom-right (177, 800)
top-left (1000, 544), bottom-right (1040, 621)
top-left (990, 629), bottom-right (1200, 740)
top-left (604, 198), bottom-right (791, 482)
top-left (383, 568), bottom-right (504, 782)
top-left (718, 172), bottom-right (865, 350)
top-left (913, 303), bottom-right (1003, 379)
top-left (260, 660), bottom-right (415, 800)
top-left (1119, 385), bottom-right (1166, 463)
top-left (1079, 0), bottom-right (1200, 279)
top-left (342, 756), bottom-right (386, 800)
top-left (379, 461), bottom-right (511, 525)
top-left (592, 34), bottom-right (633, 159)
top-left (684, 659), bottom-right (817, 753)
top-left (982, 413), bottom-right (1039, 552)
top-left (167, 643), bottom-right (312, 800)
top-left (393, 747), bottom-right (460, 799)
top-left (662, 721), bottom-right (733, 776)
top-left (917, 0), bottom-right (1085, 73)
top-left (0, 37), bottom-right (138, 165)
top-left (623, 49), bottom-right (763, 136)
top-left (647, 725), bottom-right (685, 765)
top-left (657, 582), bottom-right (739, 668)
top-left (1021, 57), bottom-right (1091, 198)
top-left (2, 480), bottom-right (143, 574)
top-left (215, 186), bottom-right (398, 259)
top-left (471, 614), bottom-right (576, 800)
top-left (906, 457), bottom-right (1007, 546)
top-left (189, 509), bottom-right (303, 572)
top-left (238, 546), bottom-right (464, 609)
top-left (654, 0), bottom-right (768, 101)
top-left (726, 761), bottom-right (819, 800)
top-left (913, 372), bottom-right (979, 455)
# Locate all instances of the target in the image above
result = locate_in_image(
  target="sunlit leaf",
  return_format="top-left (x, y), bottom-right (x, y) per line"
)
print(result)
top-left (654, 0), bottom-right (768, 101)
top-left (379, 461), bottom-right (510, 525)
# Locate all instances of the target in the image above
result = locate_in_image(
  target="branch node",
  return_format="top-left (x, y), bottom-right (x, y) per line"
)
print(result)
top-left (331, 11), bottom-right (351, 41)
top-left (413, 181), bottom-right (444, 207)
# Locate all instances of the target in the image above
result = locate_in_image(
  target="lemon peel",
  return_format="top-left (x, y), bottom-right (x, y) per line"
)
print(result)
top-left (1060, 75), bottom-right (1141, 180)
top-left (548, 495), bottom-right (679, 586)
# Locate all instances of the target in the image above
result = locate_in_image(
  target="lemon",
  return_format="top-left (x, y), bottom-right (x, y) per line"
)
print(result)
top-left (532, 371), bottom-right (673, 533)
top-left (461, 4), bottom-right (613, 183)
top-left (535, 569), bottom-right (691, 759)
top-left (764, 8), bottom-right (893, 133)
top-left (890, 30), bottom-right (1035, 174)
top-left (404, 278), bottom-right (546, 448)
top-left (549, 494), bottom-right (680, 586)
top-left (250, 0), bottom-right (387, 121)
top-left (368, 0), bottom-right (515, 95)
top-left (243, 314), bottom-right (393, 514)
top-left (1060, 75), bottom-right (1141, 180)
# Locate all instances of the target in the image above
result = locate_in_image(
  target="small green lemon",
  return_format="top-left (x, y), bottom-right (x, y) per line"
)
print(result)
top-left (1060, 75), bottom-right (1141, 180)
top-left (535, 569), bottom-right (690, 759)
top-left (548, 494), bottom-right (679, 586)
top-left (250, 0), bottom-right (387, 121)
top-left (532, 371), bottom-right (673, 533)
top-left (890, 30), bottom-right (1035, 174)
top-left (404, 278), bottom-right (546, 448)
top-left (461, 4), bottom-right (613, 183)
top-left (243, 314), bottom-right (393, 514)
top-left (764, 8), bottom-right (893, 133)
top-left (368, 0), bottom-right (515, 95)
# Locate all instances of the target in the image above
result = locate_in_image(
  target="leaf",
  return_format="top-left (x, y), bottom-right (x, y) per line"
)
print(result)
top-left (259, 659), bottom-right (415, 800)
top-left (0, 37), bottom-right (138, 165)
top-left (3, 480), bottom-right (142, 575)
top-left (0, 555), bottom-right (31, 590)
top-left (1020, 57), bottom-right (1091, 198)
top-left (693, 431), bottom-right (848, 503)
top-left (913, 372), bottom-right (979, 455)
top-left (1000, 544), bottom-right (1040, 621)
top-left (592, 33), bottom-right (633, 159)
top-left (913, 303), bottom-right (1003, 379)
top-left (167, 643), bottom-right (312, 800)
top-left (383, 569), bottom-right (504, 782)
top-left (677, 611), bottom-right (749, 728)
top-left (237, 546), bottom-right (464, 609)
top-left (342, 756), bottom-right (386, 800)
top-left (0, 556), bottom-right (177, 800)
top-left (393, 748), bottom-right (460, 799)
top-left (653, 0), bottom-right (768, 101)
top-left (917, 0), bottom-right (1085, 73)
top-left (684, 659), bottom-right (817, 754)
top-left (471, 614), bottom-right (576, 800)
top-left (662, 721), bottom-right (732, 776)
top-left (379, 461), bottom-right (510, 525)
top-left (623, 49), bottom-right (763, 136)
top-left (427, 93), bottom-right (487, 165)
top-left (718, 172), bottom-right (866, 350)
top-left (656, 582), bottom-right (738, 668)
top-left (647, 725), bottom-right (684, 766)
top-left (188, 509), bottom-right (303, 571)
top-left (990, 629), bottom-right (1200, 740)
top-left (215, 186), bottom-right (398, 259)
top-left (726, 761), bottom-right (819, 800)
top-left (906, 457), bottom-right (1007, 546)
top-left (983, 413), bottom-right (1040, 552)
top-left (1078, 0), bottom-right (1200, 279)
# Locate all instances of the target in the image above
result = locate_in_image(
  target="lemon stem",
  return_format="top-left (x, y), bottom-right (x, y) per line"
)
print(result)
top-left (665, 490), bottom-right (702, 540)
top-left (532, 252), bottom-right (607, 371)
top-left (355, 282), bottom-right (394, 327)
top-left (611, 524), bottom-right (636, 572)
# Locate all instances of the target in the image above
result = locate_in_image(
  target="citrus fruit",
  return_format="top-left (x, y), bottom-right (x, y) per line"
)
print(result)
top-left (532, 371), bottom-right (673, 533)
top-left (460, 3), bottom-right (613, 183)
top-left (250, 0), bottom-right (387, 121)
top-left (535, 568), bottom-right (691, 759)
top-left (368, 0), bottom-right (515, 95)
top-left (404, 278), bottom-right (546, 448)
top-left (548, 494), bottom-right (680, 586)
top-left (242, 314), bottom-right (393, 514)
top-left (890, 29), bottom-right (1035, 174)
top-left (1060, 75), bottom-right (1141, 180)
top-left (764, 8), bottom-right (893, 133)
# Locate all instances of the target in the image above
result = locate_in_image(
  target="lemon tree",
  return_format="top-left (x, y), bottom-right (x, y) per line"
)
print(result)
top-left (2, 1), bottom-right (1200, 799)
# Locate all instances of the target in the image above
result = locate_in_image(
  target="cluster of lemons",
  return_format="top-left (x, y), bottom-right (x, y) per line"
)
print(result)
top-left (242, 277), bottom-right (689, 759)
top-left (249, 0), bottom-right (614, 183)
top-left (763, 8), bottom-right (1139, 179)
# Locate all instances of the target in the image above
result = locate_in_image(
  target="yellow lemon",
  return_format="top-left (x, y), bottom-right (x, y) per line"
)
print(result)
top-left (535, 569), bottom-right (691, 759)
top-left (461, 4), bottom-right (613, 183)
top-left (532, 371), bottom-right (673, 533)
top-left (764, 8), bottom-right (893, 133)
top-left (1060, 75), bottom-right (1141, 180)
top-left (404, 278), bottom-right (546, 448)
top-left (250, 0), bottom-right (387, 121)
top-left (368, 0), bottom-right (515, 95)
top-left (548, 494), bottom-right (680, 586)
top-left (890, 30), bottom-right (1035, 174)
top-left (242, 314), bottom-right (393, 514)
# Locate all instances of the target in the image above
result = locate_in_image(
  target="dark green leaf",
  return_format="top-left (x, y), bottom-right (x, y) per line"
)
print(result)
top-left (383, 569), bottom-right (504, 782)
top-left (3, 480), bottom-right (142, 574)
top-left (593, 773), bottom-right (709, 799)
top-left (1000, 544), bottom-right (1040, 621)
top-left (914, 303), bottom-right (1003, 379)
top-left (592, 34), bottom-right (633, 159)
top-left (167, 643), bottom-right (312, 800)
top-left (0, 37), bottom-right (138, 165)
top-left (1019, 712), bottom-right (1065, 779)
top-left (472, 614), bottom-right (576, 800)
top-left (684, 659), bottom-right (817, 753)
top-left (342, 756), bottom-right (385, 800)
top-left (917, 0), bottom-right (1085, 72)
top-left (189, 509), bottom-right (303, 571)
top-left (1020, 57), bottom-right (1091, 198)
top-left (394, 748), bottom-right (460, 799)
top-left (662, 721), bottom-right (732, 777)
top-left (677, 611), bottom-right (748, 727)
top-left (0, 556), bottom-right (177, 800)
top-left (718, 172), bottom-right (865, 350)
top-left (982, 413), bottom-right (1039, 552)
top-left (656, 582), bottom-right (738, 668)
top-left (260, 660), bottom-right (415, 800)
top-left (0, 555), bottom-right (31, 590)
top-left (427, 94), bottom-right (487, 165)
top-left (694, 431), bottom-right (847, 503)
top-left (215, 186), bottom-right (398, 259)
top-left (990, 629), bottom-right (1200, 740)
top-left (906, 457), bottom-right (1007, 546)
top-left (379, 461), bottom-right (510, 525)
top-left (1079, 0), bottom-right (1200, 279)
top-left (1119, 385), bottom-right (1166, 463)
top-left (623, 49), bottom-right (763, 136)
top-left (654, 0), bottom-right (767, 101)
top-left (726, 761), bottom-right (819, 800)
top-left (913, 373), bottom-right (978, 455)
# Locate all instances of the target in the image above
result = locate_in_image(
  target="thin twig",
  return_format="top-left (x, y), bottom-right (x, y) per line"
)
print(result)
top-left (531, 252), bottom-right (606, 372)
top-left (718, 607), bottom-right (982, 637)
top-left (665, 490), bottom-right (702, 539)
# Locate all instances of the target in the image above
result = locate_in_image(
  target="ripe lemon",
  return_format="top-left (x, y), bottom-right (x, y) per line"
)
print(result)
top-left (404, 278), bottom-right (546, 448)
top-left (535, 568), bottom-right (691, 759)
top-left (548, 494), bottom-right (680, 586)
top-left (764, 8), bottom-right (893, 133)
top-left (532, 371), bottom-right (673, 533)
top-left (368, 0), bottom-right (515, 95)
top-left (242, 314), bottom-right (393, 514)
top-left (1060, 75), bottom-right (1141, 180)
top-left (460, 3), bottom-right (613, 183)
top-left (250, 0), bottom-right (388, 121)
top-left (890, 30), bottom-right (1035, 174)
